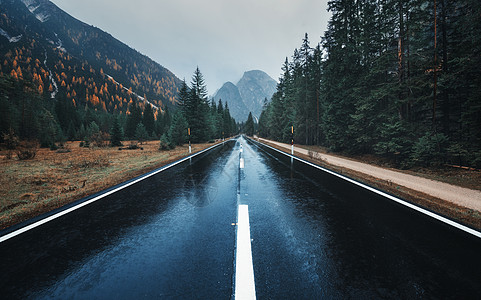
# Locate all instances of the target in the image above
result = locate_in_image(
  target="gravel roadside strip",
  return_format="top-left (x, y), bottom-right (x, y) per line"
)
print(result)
top-left (258, 138), bottom-right (481, 213)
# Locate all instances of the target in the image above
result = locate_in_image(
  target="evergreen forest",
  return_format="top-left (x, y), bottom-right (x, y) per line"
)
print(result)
top-left (258, 0), bottom-right (481, 168)
top-left (0, 66), bottom-right (237, 150)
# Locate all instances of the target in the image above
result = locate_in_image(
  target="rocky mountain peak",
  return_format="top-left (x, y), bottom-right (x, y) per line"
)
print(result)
top-left (213, 70), bottom-right (277, 122)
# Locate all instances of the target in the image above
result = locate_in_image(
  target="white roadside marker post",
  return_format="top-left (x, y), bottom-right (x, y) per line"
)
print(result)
top-left (188, 127), bottom-right (191, 154)
top-left (291, 126), bottom-right (294, 155)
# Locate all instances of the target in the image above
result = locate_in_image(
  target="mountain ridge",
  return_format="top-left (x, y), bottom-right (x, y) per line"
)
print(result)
top-left (0, 0), bottom-right (181, 113)
top-left (213, 70), bottom-right (277, 122)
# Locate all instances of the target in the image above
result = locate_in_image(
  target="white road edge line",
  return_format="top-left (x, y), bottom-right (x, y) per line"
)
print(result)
top-left (235, 204), bottom-right (256, 300)
top-left (250, 138), bottom-right (481, 239)
top-left (0, 141), bottom-right (227, 243)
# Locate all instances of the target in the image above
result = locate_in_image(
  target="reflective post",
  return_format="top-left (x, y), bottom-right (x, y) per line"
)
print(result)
top-left (188, 127), bottom-right (191, 154)
top-left (291, 126), bottom-right (294, 155)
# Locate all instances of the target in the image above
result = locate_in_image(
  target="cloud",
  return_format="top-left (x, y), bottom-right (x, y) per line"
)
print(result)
top-left (51, 0), bottom-right (330, 94)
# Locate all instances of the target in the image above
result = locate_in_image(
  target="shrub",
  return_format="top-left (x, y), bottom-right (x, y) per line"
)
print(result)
top-left (410, 133), bottom-right (449, 166)
top-left (91, 132), bottom-right (110, 148)
top-left (127, 143), bottom-right (140, 150)
top-left (80, 140), bottom-right (90, 148)
top-left (16, 140), bottom-right (39, 160)
top-left (56, 148), bottom-right (71, 153)
top-left (2, 128), bottom-right (19, 150)
top-left (2, 128), bottom-right (19, 159)
top-left (447, 143), bottom-right (469, 166)
top-left (472, 151), bottom-right (481, 169)
top-left (159, 134), bottom-right (173, 150)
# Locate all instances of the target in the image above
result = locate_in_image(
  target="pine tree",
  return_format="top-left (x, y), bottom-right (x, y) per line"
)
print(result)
top-left (295, 33), bottom-right (316, 145)
top-left (223, 102), bottom-right (232, 137)
top-left (183, 67), bottom-right (209, 143)
top-left (205, 99), bottom-right (218, 140)
top-left (38, 109), bottom-right (58, 148)
top-left (125, 103), bottom-right (142, 139)
top-left (320, 0), bottom-right (362, 151)
top-left (156, 107), bottom-right (171, 137)
top-left (110, 116), bottom-right (123, 147)
top-left (142, 104), bottom-right (155, 138)
top-left (67, 121), bottom-right (76, 141)
top-left (257, 0), bottom-right (481, 167)
top-left (87, 121), bottom-right (100, 144)
top-left (191, 67), bottom-right (208, 100)
top-left (177, 79), bottom-right (189, 114)
top-left (78, 124), bottom-right (87, 141)
top-left (167, 110), bottom-right (188, 146)
top-left (135, 123), bottom-right (149, 145)
top-left (216, 99), bottom-right (225, 138)
top-left (245, 112), bottom-right (255, 136)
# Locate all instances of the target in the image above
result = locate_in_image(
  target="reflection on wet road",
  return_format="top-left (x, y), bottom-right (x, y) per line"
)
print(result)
top-left (1, 136), bottom-right (480, 299)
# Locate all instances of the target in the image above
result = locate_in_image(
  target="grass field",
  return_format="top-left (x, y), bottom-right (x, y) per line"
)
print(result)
top-left (0, 140), bottom-right (218, 230)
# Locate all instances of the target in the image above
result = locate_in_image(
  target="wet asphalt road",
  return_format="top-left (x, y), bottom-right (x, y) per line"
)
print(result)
top-left (1, 136), bottom-right (480, 299)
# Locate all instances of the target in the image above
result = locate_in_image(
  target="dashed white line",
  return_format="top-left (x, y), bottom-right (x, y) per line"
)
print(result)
top-left (235, 204), bottom-right (256, 300)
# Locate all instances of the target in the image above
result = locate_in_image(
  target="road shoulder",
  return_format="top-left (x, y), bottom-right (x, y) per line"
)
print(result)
top-left (254, 137), bottom-right (481, 231)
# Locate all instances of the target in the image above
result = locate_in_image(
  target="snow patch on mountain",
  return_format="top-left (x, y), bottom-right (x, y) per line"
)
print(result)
top-left (106, 74), bottom-right (160, 110)
top-left (0, 28), bottom-right (22, 43)
top-left (45, 33), bottom-right (67, 53)
top-left (44, 50), bottom-right (58, 99)
top-left (54, 32), bottom-right (66, 52)
top-left (34, 11), bottom-right (50, 23)
top-left (21, 0), bottom-right (50, 23)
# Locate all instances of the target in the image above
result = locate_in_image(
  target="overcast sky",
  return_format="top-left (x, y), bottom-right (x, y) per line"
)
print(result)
top-left (50, 0), bottom-right (331, 95)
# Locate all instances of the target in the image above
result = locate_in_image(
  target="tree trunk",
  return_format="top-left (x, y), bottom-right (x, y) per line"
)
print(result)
top-left (398, 0), bottom-right (405, 120)
top-left (433, 0), bottom-right (438, 131)
top-left (440, 0), bottom-right (450, 135)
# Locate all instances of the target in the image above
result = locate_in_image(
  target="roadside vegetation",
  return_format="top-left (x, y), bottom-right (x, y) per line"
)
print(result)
top-left (0, 66), bottom-right (238, 229)
top-left (258, 1), bottom-right (481, 170)
top-left (0, 140), bottom-right (222, 230)
top-left (0, 67), bottom-right (237, 152)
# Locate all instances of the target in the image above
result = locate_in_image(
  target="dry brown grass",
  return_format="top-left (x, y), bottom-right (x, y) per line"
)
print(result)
top-left (0, 140), bottom-right (218, 229)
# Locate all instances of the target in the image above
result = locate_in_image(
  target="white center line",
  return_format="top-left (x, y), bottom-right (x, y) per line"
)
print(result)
top-left (235, 204), bottom-right (256, 299)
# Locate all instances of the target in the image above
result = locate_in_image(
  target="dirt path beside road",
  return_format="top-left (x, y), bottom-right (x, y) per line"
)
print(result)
top-left (258, 138), bottom-right (481, 213)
